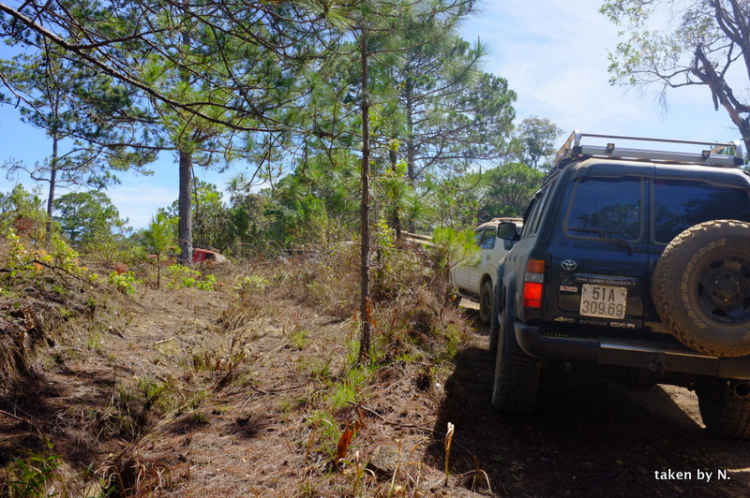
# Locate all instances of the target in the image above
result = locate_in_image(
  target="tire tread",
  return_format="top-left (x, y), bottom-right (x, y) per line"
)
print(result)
top-left (492, 359), bottom-right (540, 414)
top-left (698, 384), bottom-right (750, 439)
top-left (652, 220), bottom-right (750, 357)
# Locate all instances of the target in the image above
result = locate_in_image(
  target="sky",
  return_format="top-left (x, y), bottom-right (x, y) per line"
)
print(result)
top-left (0, 0), bottom-right (744, 229)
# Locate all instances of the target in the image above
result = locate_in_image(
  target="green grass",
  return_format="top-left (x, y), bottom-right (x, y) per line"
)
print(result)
top-left (291, 328), bottom-right (310, 350)
top-left (85, 330), bottom-right (103, 351)
top-left (5, 438), bottom-right (62, 498)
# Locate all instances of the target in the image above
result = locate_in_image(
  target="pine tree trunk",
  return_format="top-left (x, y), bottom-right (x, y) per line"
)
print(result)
top-left (389, 147), bottom-right (402, 240)
top-left (405, 80), bottom-right (417, 233)
top-left (46, 134), bottom-right (59, 246)
top-left (359, 37), bottom-right (372, 363)
top-left (178, 5), bottom-right (193, 266)
top-left (178, 150), bottom-right (193, 266)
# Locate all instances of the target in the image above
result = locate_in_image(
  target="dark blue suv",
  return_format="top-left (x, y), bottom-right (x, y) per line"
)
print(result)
top-left (491, 131), bottom-right (750, 438)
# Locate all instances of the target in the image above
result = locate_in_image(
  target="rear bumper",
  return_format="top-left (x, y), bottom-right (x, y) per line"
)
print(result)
top-left (514, 322), bottom-right (750, 380)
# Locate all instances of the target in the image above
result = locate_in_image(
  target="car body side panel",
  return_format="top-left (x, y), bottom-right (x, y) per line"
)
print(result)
top-left (452, 221), bottom-right (522, 296)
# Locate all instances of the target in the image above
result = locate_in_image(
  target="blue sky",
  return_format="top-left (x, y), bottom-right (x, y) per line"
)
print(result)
top-left (0, 0), bottom-right (743, 228)
top-left (467, 1), bottom-right (739, 141)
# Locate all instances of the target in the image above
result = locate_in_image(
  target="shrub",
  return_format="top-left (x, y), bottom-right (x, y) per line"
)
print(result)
top-left (1, 227), bottom-right (91, 289)
top-left (164, 265), bottom-right (215, 291)
top-left (108, 271), bottom-right (139, 295)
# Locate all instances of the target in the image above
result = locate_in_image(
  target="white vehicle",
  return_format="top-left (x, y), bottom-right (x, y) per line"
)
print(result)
top-left (450, 217), bottom-right (522, 324)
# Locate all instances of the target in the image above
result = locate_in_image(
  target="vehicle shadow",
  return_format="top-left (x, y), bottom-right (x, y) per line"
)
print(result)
top-left (427, 340), bottom-right (750, 497)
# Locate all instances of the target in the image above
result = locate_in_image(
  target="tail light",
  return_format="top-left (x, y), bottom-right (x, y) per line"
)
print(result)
top-left (523, 259), bottom-right (545, 309)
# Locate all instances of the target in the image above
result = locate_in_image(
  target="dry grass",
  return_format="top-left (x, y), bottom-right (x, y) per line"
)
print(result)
top-left (6, 230), bottom-right (747, 497)
top-left (0, 240), bottom-right (490, 498)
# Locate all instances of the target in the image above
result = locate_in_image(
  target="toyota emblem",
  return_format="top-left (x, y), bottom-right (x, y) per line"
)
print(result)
top-left (561, 260), bottom-right (577, 271)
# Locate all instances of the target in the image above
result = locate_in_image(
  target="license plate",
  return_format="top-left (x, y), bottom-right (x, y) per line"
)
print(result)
top-left (580, 284), bottom-right (627, 319)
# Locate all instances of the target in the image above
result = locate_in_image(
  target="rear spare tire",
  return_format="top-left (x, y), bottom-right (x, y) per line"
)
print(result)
top-left (652, 220), bottom-right (750, 357)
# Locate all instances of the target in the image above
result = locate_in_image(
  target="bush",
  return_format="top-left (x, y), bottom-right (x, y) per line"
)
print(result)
top-left (0, 227), bottom-right (90, 290)
top-left (108, 271), bottom-right (140, 295)
top-left (164, 265), bottom-right (216, 291)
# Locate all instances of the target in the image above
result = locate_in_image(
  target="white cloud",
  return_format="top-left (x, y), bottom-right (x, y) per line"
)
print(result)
top-left (462, 0), bottom-right (743, 145)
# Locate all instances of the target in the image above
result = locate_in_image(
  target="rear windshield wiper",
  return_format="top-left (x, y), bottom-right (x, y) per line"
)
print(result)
top-left (569, 227), bottom-right (634, 255)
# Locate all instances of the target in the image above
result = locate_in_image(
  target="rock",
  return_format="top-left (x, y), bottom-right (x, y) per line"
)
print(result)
top-left (82, 481), bottom-right (104, 498)
top-left (368, 439), bottom-right (422, 475)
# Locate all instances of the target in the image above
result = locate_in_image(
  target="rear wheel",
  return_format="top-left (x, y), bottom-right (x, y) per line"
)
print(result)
top-left (696, 381), bottom-right (750, 439)
top-left (488, 281), bottom-right (501, 358)
top-left (491, 291), bottom-right (540, 414)
top-left (479, 280), bottom-right (493, 325)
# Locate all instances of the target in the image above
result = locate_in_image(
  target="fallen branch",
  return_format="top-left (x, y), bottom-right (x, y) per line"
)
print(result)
top-left (359, 405), bottom-right (433, 430)
top-left (0, 408), bottom-right (50, 436)
top-left (0, 259), bottom-right (94, 287)
top-left (153, 336), bottom-right (178, 346)
top-left (32, 259), bottom-right (91, 284)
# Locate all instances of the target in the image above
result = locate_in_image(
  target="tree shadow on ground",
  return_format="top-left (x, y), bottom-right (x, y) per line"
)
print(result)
top-left (427, 340), bottom-right (750, 498)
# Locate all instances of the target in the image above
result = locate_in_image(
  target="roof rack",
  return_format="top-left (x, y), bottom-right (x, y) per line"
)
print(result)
top-left (488, 217), bottom-right (523, 224)
top-left (554, 131), bottom-right (744, 168)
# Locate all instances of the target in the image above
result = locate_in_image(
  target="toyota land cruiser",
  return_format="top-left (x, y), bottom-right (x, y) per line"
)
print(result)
top-left (491, 131), bottom-right (750, 438)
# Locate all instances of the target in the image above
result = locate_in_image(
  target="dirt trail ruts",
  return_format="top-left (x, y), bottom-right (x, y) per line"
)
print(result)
top-left (433, 317), bottom-right (750, 497)
top-left (3, 289), bottom-right (749, 497)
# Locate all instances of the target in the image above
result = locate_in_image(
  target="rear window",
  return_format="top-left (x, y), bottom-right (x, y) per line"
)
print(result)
top-left (565, 177), bottom-right (643, 241)
top-left (653, 179), bottom-right (750, 244)
top-left (479, 228), bottom-right (496, 249)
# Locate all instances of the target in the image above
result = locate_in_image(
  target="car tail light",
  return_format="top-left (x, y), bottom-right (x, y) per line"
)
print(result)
top-left (523, 259), bottom-right (545, 309)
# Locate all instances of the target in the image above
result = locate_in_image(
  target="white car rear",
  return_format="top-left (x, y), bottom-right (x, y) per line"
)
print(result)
top-left (450, 218), bottom-right (522, 324)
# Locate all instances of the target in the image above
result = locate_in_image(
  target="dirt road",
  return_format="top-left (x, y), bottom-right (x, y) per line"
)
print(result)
top-left (435, 315), bottom-right (750, 497)
top-left (3, 286), bottom-right (750, 497)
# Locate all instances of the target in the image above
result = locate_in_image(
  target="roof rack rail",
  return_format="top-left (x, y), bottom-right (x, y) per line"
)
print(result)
top-left (488, 217), bottom-right (523, 224)
top-left (554, 131), bottom-right (744, 168)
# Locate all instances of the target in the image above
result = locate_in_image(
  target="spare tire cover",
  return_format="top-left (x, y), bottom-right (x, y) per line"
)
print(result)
top-left (652, 220), bottom-right (750, 357)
